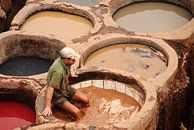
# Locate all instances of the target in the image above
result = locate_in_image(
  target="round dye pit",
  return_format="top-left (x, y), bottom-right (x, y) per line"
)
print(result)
top-left (0, 56), bottom-right (53, 76)
top-left (20, 11), bottom-right (93, 40)
top-left (36, 72), bottom-right (157, 129)
top-left (84, 44), bottom-right (167, 78)
top-left (0, 101), bottom-right (35, 130)
top-left (113, 2), bottom-right (192, 33)
top-left (53, 86), bottom-right (140, 127)
top-left (58, 0), bottom-right (102, 7)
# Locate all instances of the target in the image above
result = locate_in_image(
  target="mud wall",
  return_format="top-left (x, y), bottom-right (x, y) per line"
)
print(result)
top-left (157, 41), bottom-right (191, 130)
top-left (0, 0), bottom-right (27, 32)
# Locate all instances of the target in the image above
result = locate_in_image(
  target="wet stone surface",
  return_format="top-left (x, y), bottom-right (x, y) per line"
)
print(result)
top-left (53, 86), bottom-right (140, 127)
top-left (58, 0), bottom-right (102, 7)
top-left (113, 2), bottom-right (192, 33)
top-left (85, 44), bottom-right (167, 78)
top-left (0, 56), bottom-right (53, 76)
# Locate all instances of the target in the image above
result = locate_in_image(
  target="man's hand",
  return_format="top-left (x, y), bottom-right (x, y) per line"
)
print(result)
top-left (70, 67), bottom-right (78, 77)
top-left (42, 107), bottom-right (52, 116)
top-left (43, 86), bottom-right (54, 116)
top-left (70, 57), bottom-right (80, 77)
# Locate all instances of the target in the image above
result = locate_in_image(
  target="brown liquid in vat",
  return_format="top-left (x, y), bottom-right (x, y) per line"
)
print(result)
top-left (21, 11), bottom-right (93, 40)
top-left (84, 44), bottom-right (167, 78)
top-left (53, 86), bottom-right (140, 127)
top-left (113, 2), bottom-right (192, 33)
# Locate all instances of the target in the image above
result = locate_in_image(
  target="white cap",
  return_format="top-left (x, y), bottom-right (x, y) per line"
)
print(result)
top-left (60, 47), bottom-right (81, 60)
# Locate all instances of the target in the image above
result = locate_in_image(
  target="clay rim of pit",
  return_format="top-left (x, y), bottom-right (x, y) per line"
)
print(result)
top-left (104, 0), bottom-right (194, 40)
top-left (10, 1), bottom-right (102, 40)
top-left (0, 78), bottom-right (38, 107)
top-left (0, 31), bottom-right (66, 78)
top-left (80, 35), bottom-right (178, 88)
top-left (35, 70), bottom-right (157, 129)
top-left (0, 77), bottom-right (39, 129)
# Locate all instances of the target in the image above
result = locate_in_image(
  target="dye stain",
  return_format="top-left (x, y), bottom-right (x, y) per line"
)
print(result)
top-left (84, 44), bottom-right (167, 78)
top-left (0, 101), bottom-right (35, 130)
top-left (113, 2), bottom-right (192, 33)
top-left (59, 0), bottom-right (101, 7)
top-left (0, 56), bottom-right (53, 76)
top-left (21, 11), bottom-right (93, 40)
top-left (53, 86), bottom-right (140, 127)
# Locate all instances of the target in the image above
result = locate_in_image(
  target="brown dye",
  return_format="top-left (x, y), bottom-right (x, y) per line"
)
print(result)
top-left (20, 11), bottom-right (93, 40)
top-left (113, 2), bottom-right (192, 33)
top-left (53, 86), bottom-right (140, 127)
top-left (84, 44), bottom-right (167, 78)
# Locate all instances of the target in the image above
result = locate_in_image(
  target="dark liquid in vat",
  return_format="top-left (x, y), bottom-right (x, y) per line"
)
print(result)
top-left (0, 56), bottom-right (53, 76)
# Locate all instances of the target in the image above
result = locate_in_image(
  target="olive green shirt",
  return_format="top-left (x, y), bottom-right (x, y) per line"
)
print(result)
top-left (47, 57), bottom-right (70, 98)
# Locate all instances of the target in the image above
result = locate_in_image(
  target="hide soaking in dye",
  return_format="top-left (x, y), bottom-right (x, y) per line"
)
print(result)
top-left (53, 86), bottom-right (140, 127)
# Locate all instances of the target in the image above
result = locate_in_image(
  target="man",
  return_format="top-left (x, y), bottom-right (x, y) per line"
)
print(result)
top-left (42, 47), bottom-right (89, 119)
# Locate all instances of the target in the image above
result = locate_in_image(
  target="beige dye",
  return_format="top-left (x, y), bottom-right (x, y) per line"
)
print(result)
top-left (54, 86), bottom-right (140, 127)
top-left (20, 11), bottom-right (93, 40)
top-left (84, 44), bottom-right (167, 78)
top-left (113, 2), bottom-right (192, 33)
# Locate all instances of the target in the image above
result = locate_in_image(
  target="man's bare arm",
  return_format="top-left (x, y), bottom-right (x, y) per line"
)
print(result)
top-left (42, 86), bottom-right (54, 116)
